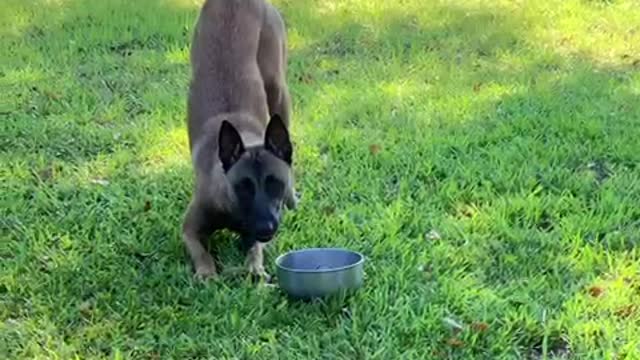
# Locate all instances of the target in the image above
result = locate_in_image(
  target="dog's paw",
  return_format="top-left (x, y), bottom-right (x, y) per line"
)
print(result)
top-left (194, 264), bottom-right (218, 282)
top-left (251, 271), bottom-right (273, 284)
top-left (247, 264), bottom-right (272, 283)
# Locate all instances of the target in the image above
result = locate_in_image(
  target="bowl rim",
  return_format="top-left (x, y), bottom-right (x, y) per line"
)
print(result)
top-left (275, 247), bottom-right (365, 274)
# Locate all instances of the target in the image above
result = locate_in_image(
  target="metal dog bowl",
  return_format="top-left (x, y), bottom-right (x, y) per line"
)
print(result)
top-left (275, 248), bottom-right (365, 299)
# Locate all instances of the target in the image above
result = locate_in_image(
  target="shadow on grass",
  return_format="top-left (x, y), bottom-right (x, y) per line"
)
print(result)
top-left (286, 56), bottom-right (640, 357)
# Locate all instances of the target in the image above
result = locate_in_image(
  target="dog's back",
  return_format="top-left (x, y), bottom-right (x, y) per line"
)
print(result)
top-left (187, 0), bottom-right (269, 152)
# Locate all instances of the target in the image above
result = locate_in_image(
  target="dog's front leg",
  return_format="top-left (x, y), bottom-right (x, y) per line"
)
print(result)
top-left (182, 200), bottom-right (217, 280)
top-left (244, 240), bottom-right (271, 282)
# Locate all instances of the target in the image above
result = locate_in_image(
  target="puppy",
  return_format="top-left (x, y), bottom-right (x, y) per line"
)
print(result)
top-left (182, 0), bottom-right (296, 280)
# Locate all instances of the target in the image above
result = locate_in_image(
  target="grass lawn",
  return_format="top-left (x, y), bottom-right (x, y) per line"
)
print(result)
top-left (2, 0), bottom-right (640, 358)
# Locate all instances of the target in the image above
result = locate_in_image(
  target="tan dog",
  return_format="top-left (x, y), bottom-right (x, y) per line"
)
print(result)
top-left (183, 0), bottom-right (297, 281)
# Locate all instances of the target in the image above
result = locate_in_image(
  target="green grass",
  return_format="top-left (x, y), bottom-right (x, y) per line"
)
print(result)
top-left (2, 0), bottom-right (640, 358)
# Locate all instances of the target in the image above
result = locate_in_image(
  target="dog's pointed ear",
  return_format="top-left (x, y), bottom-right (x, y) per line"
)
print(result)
top-left (264, 114), bottom-right (292, 165)
top-left (218, 120), bottom-right (245, 171)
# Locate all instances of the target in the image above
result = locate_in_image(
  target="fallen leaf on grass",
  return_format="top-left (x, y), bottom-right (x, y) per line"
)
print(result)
top-left (44, 90), bottom-right (62, 101)
top-left (447, 338), bottom-right (464, 347)
top-left (369, 144), bottom-right (382, 155)
top-left (471, 322), bottom-right (489, 332)
top-left (614, 305), bottom-right (637, 319)
top-left (473, 83), bottom-right (482, 92)
top-left (588, 286), bottom-right (604, 298)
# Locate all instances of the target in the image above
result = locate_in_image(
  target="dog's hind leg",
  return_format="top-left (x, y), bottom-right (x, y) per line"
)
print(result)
top-left (259, 5), bottom-right (299, 209)
top-left (258, 4), bottom-right (291, 127)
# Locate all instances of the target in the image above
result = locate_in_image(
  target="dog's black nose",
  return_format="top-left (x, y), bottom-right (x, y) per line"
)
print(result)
top-left (255, 221), bottom-right (277, 241)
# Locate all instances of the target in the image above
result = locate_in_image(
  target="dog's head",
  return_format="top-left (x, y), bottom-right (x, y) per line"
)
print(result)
top-left (218, 114), bottom-right (292, 242)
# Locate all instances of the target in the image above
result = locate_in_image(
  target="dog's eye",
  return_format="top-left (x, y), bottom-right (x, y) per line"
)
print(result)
top-left (235, 178), bottom-right (255, 200)
top-left (265, 175), bottom-right (284, 198)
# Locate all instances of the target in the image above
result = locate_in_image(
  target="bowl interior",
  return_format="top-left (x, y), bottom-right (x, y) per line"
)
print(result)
top-left (276, 248), bottom-right (363, 272)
